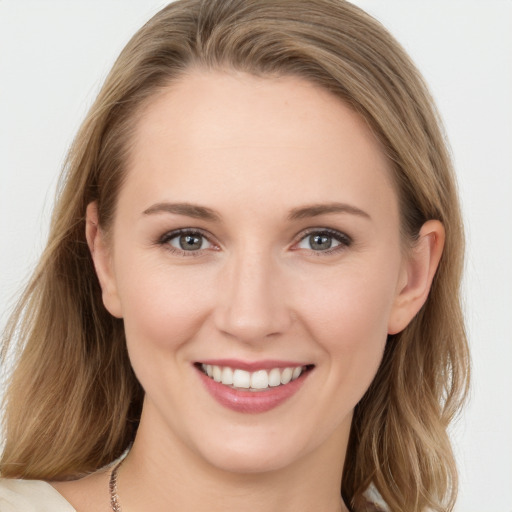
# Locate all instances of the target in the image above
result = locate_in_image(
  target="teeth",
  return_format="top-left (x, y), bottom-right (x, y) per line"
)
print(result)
top-left (221, 366), bottom-right (233, 385)
top-left (251, 370), bottom-right (268, 389)
top-left (232, 369), bottom-right (251, 389)
top-left (268, 368), bottom-right (281, 387)
top-left (201, 364), bottom-right (307, 390)
top-left (212, 365), bottom-right (222, 382)
top-left (281, 367), bottom-right (293, 384)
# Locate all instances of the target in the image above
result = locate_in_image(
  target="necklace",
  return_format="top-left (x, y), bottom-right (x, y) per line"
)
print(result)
top-left (108, 458), bottom-right (349, 512)
top-left (109, 461), bottom-right (123, 512)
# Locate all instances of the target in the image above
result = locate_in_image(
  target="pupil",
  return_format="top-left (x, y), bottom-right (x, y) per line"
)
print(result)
top-left (180, 234), bottom-right (202, 250)
top-left (310, 234), bottom-right (332, 250)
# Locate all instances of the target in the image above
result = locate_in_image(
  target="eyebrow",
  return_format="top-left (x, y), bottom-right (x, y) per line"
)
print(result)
top-left (142, 201), bottom-right (370, 222)
top-left (143, 202), bottom-right (221, 221)
top-left (287, 202), bottom-right (371, 221)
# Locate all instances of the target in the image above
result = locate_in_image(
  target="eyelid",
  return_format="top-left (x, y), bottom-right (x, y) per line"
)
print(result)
top-left (291, 227), bottom-right (352, 253)
top-left (158, 228), bottom-right (219, 256)
top-left (156, 226), bottom-right (352, 257)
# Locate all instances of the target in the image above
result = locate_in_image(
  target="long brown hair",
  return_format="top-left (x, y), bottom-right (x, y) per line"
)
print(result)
top-left (1, 1), bottom-right (469, 510)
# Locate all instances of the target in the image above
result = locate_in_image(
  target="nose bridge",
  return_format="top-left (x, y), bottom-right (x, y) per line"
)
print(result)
top-left (214, 243), bottom-right (291, 343)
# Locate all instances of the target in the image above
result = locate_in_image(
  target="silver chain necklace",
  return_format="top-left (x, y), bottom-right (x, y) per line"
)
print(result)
top-left (109, 461), bottom-right (123, 512)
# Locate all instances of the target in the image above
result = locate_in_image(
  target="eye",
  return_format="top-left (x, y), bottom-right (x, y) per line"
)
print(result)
top-left (160, 229), bottom-right (214, 253)
top-left (295, 229), bottom-right (351, 253)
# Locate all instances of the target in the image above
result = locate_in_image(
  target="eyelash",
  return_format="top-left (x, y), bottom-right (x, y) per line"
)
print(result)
top-left (293, 228), bottom-right (352, 255)
top-left (157, 228), bottom-right (216, 257)
top-left (157, 227), bottom-right (352, 257)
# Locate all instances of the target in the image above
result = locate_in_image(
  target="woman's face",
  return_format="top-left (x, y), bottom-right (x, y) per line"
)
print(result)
top-left (92, 70), bottom-right (411, 473)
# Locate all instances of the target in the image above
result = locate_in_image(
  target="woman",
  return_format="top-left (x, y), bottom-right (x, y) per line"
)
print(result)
top-left (0, 1), bottom-right (469, 511)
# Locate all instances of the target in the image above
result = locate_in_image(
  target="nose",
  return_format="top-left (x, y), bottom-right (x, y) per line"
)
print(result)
top-left (213, 247), bottom-right (293, 345)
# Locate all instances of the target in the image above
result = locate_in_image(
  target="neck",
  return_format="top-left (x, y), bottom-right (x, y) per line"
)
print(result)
top-left (118, 403), bottom-right (351, 512)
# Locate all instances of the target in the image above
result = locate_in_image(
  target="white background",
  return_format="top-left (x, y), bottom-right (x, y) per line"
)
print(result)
top-left (1, 1), bottom-right (511, 510)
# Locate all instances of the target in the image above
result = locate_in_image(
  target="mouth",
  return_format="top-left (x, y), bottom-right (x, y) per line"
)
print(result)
top-left (195, 362), bottom-right (313, 392)
top-left (194, 361), bottom-right (314, 413)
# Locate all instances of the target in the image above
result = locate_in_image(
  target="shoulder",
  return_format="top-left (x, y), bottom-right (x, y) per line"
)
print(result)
top-left (0, 478), bottom-right (76, 512)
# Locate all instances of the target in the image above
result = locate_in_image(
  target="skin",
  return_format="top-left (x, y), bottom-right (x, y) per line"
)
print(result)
top-left (53, 69), bottom-right (444, 512)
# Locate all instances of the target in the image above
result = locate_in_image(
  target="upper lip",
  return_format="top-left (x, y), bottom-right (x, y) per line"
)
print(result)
top-left (196, 359), bottom-right (312, 371)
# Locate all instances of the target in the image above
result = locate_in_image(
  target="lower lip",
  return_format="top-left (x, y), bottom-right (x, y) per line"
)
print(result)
top-left (197, 368), bottom-right (310, 414)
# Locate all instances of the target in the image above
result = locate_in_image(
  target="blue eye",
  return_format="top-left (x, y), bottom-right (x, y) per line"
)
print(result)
top-left (161, 230), bottom-right (213, 252)
top-left (296, 229), bottom-right (351, 252)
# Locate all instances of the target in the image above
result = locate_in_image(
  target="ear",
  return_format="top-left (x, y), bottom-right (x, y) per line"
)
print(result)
top-left (85, 202), bottom-right (123, 318)
top-left (388, 220), bottom-right (445, 334)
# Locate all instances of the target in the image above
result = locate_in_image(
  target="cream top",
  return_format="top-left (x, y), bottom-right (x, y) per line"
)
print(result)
top-left (0, 478), bottom-right (75, 511)
top-left (0, 476), bottom-right (389, 511)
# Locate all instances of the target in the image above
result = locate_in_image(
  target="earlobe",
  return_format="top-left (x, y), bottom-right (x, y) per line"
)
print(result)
top-left (388, 220), bottom-right (445, 334)
top-left (85, 202), bottom-right (123, 318)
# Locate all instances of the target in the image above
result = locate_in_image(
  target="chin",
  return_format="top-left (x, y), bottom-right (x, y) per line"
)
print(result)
top-left (185, 416), bottom-right (338, 476)
top-left (197, 440), bottom-right (301, 475)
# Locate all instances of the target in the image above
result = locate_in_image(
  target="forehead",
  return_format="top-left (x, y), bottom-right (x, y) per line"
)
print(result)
top-left (122, 69), bottom-right (397, 222)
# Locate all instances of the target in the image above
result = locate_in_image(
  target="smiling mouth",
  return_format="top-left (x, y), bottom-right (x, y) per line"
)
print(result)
top-left (196, 363), bottom-right (314, 391)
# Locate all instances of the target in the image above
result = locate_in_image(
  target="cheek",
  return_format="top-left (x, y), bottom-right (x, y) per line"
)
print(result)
top-left (295, 260), bottom-right (399, 389)
top-left (299, 265), bottom-right (396, 344)
top-left (114, 258), bottom-right (219, 406)
top-left (115, 256), bottom-right (215, 354)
